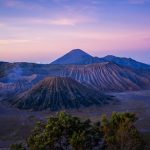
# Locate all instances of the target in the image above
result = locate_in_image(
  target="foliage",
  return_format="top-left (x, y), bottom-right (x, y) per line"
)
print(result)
top-left (10, 143), bottom-right (26, 150)
top-left (11, 112), bottom-right (144, 150)
top-left (27, 112), bottom-right (103, 150)
top-left (101, 112), bottom-right (144, 150)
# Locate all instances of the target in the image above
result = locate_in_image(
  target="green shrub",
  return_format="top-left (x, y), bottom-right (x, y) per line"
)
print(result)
top-left (10, 143), bottom-right (26, 150)
top-left (101, 112), bottom-right (144, 150)
top-left (11, 112), bottom-right (144, 150)
top-left (27, 112), bottom-right (103, 150)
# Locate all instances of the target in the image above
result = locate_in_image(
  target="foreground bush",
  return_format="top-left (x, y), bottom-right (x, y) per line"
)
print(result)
top-left (27, 112), bottom-right (103, 150)
top-left (101, 112), bottom-right (144, 150)
top-left (10, 143), bottom-right (25, 150)
top-left (11, 112), bottom-right (144, 150)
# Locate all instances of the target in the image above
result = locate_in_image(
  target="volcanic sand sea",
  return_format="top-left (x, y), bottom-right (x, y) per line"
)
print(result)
top-left (0, 90), bottom-right (150, 149)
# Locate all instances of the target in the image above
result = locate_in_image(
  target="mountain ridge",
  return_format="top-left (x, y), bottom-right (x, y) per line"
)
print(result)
top-left (60, 62), bottom-right (150, 91)
top-left (0, 49), bottom-right (149, 96)
top-left (101, 55), bottom-right (150, 70)
top-left (51, 49), bottom-right (150, 70)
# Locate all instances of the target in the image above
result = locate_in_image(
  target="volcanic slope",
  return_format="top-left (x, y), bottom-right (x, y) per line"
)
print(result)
top-left (10, 77), bottom-right (110, 111)
top-left (61, 62), bottom-right (150, 91)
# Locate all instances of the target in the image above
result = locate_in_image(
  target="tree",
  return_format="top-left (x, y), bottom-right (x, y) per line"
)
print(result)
top-left (101, 112), bottom-right (144, 150)
top-left (27, 112), bottom-right (103, 150)
top-left (10, 143), bottom-right (26, 150)
top-left (11, 112), bottom-right (144, 150)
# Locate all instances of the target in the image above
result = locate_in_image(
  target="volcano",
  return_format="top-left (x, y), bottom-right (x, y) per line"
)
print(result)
top-left (51, 49), bottom-right (150, 70)
top-left (10, 77), bottom-right (110, 111)
top-left (61, 62), bottom-right (150, 91)
top-left (51, 49), bottom-right (101, 65)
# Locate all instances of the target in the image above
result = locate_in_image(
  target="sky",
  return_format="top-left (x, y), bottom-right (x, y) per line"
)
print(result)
top-left (0, 0), bottom-right (150, 64)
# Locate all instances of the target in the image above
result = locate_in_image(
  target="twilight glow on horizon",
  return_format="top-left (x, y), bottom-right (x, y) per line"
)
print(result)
top-left (0, 0), bottom-right (150, 64)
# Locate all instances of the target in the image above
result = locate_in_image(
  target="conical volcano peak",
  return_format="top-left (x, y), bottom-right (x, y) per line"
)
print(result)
top-left (51, 49), bottom-right (91, 65)
top-left (64, 49), bottom-right (92, 58)
top-left (10, 76), bottom-right (110, 111)
top-left (103, 55), bottom-right (116, 59)
top-left (51, 49), bottom-right (101, 64)
top-left (69, 49), bottom-right (91, 56)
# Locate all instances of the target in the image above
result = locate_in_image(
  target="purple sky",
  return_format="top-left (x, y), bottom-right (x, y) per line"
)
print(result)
top-left (0, 0), bottom-right (150, 64)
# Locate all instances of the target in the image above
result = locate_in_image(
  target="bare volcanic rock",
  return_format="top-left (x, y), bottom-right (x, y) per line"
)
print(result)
top-left (10, 77), bottom-right (110, 111)
top-left (61, 62), bottom-right (150, 91)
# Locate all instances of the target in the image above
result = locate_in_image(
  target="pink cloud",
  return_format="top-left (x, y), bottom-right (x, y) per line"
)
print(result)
top-left (48, 18), bottom-right (79, 26)
top-left (0, 39), bottom-right (30, 44)
top-left (0, 22), bottom-right (6, 27)
top-left (30, 17), bottom-right (91, 26)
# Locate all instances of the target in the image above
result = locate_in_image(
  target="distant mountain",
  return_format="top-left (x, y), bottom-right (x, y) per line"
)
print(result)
top-left (0, 49), bottom-right (150, 95)
top-left (0, 59), bottom-right (150, 93)
top-left (61, 62), bottom-right (150, 91)
top-left (9, 77), bottom-right (110, 111)
top-left (0, 62), bottom-right (65, 83)
top-left (0, 61), bottom-right (14, 78)
top-left (51, 49), bottom-right (101, 65)
top-left (100, 55), bottom-right (150, 70)
top-left (51, 49), bottom-right (150, 70)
